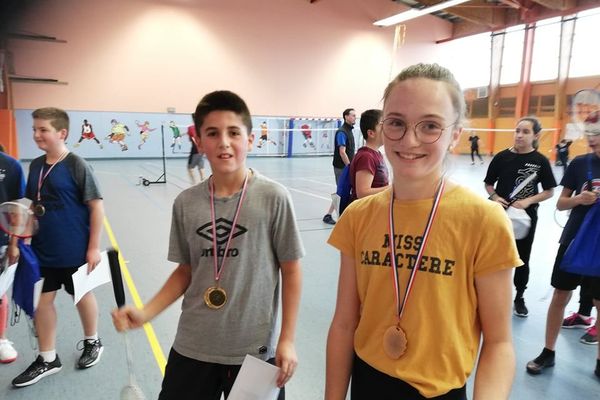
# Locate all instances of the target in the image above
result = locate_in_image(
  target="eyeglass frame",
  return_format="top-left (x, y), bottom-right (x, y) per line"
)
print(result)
top-left (381, 117), bottom-right (458, 144)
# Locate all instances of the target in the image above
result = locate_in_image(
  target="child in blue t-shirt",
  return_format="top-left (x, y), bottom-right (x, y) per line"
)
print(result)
top-left (12, 108), bottom-right (104, 388)
top-left (526, 122), bottom-right (600, 378)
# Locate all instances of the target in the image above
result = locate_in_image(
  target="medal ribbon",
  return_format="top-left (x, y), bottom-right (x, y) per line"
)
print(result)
top-left (37, 150), bottom-right (69, 202)
top-left (209, 171), bottom-right (249, 285)
top-left (388, 178), bottom-right (445, 321)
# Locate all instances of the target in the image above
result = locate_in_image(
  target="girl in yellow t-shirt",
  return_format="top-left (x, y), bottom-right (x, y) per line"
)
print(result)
top-left (326, 63), bottom-right (521, 400)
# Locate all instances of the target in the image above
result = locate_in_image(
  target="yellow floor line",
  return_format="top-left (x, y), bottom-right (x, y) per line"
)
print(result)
top-left (103, 217), bottom-right (167, 376)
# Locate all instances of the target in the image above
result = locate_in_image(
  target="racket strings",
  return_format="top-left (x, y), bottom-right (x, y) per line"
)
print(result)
top-left (0, 202), bottom-right (38, 238)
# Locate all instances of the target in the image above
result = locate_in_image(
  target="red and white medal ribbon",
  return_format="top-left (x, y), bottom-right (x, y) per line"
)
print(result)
top-left (388, 178), bottom-right (445, 321)
top-left (208, 171), bottom-right (249, 284)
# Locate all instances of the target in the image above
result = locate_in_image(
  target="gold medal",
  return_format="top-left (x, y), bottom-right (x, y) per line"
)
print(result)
top-left (383, 325), bottom-right (407, 359)
top-left (204, 286), bottom-right (227, 309)
top-left (34, 204), bottom-right (46, 217)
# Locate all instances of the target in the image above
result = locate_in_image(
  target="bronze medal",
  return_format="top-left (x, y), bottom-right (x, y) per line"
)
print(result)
top-left (204, 286), bottom-right (227, 309)
top-left (383, 325), bottom-right (407, 359)
top-left (34, 204), bottom-right (46, 217)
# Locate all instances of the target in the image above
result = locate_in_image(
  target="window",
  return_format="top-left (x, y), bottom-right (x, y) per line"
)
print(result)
top-left (498, 97), bottom-right (516, 117)
top-left (437, 32), bottom-right (491, 89)
top-left (570, 9), bottom-right (600, 77)
top-left (531, 17), bottom-right (561, 81)
top-left (500, 26), bottom-right (525, 85)
top-left (470, 98), bottom-right (489, 118)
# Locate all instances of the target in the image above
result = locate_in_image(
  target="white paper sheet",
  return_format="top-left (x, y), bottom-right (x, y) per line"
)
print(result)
top-left (0, 263), bottom-right (17, 297)
top-left (228, 355), bottom-right (281, 400)
top-left (33, 278), bottom-right (44, 311)
top-left (72, 251), bottom-right (111, 304)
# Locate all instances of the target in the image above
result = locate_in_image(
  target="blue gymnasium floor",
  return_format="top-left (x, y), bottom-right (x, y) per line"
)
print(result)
top-left (0, 154), bottom-right (598, 400)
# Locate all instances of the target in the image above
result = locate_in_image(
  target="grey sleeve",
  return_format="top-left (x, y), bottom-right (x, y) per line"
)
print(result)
top-left (271, 187), bottom-right (305, 262)
top-left (168, 197), bottom-right (191, 265)
top-left (66, 154), bottom-right (102, 202)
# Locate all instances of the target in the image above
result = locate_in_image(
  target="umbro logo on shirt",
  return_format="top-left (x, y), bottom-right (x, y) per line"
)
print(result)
top-left (196, 218), bottom-right (248, 245)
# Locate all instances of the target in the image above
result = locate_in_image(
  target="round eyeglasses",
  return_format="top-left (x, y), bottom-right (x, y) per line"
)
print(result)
top-left (381, 118), bottom-right (456, 144)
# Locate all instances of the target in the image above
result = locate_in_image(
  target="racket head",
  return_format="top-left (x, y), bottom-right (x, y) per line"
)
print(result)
top-left (0, 200), bottom-right (38, 238)
top-left (572, 89), bottom-right (600, 137)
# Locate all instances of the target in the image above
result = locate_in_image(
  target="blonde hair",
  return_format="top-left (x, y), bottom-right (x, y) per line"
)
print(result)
top-left (383, 63), bottom-right (466, 125)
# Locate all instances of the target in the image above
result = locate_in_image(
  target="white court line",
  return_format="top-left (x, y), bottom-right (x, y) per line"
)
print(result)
top-left (287, 186), bottom-right (331, 201)
top-left (296, 177), bottom-right (335, 187)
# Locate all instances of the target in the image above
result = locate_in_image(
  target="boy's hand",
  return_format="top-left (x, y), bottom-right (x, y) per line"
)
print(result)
top-left (511, 198), bottom-right (531, 209)
top-left (86, 248), bottom-right (102, 273)
top-left (275, 339), bottom-right (297, 388)
top-left (7, 244), bottom-right (20, 265)
top-left (490, 194), bottom-right (510, 209)
top-left (578, 191), bottom-right (599, 206)
top-left (111, 306), bottom-right (146, 332)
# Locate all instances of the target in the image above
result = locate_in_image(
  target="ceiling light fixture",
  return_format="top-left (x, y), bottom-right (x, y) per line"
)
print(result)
top-left (374, 0), bottom-right (470, 27)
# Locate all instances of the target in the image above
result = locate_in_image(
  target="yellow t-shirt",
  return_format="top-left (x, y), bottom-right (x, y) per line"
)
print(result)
top-left (328, 185), bottom-right (521, 398)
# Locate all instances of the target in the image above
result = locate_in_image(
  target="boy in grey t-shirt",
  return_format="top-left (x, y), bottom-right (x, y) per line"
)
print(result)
top-left (112, 91), bottom-right (304, 400)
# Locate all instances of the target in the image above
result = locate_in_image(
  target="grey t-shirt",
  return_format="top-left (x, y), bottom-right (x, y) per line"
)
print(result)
top-left (168, 170), bottom-right (305, 364)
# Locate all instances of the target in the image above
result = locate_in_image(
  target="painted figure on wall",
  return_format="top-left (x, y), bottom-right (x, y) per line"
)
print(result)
top-left (107, 119), bottom-right (130, 151)
top-left (169, 121), bottom-right (182, 152)
top-left (257, 121), bottom-right (277, 148)
top-left (73, 119), bottom-right (103, 149)
top-left (301, 123), bottom-right (315, 149)
top-left (321, 128), bottom-right (331, 150)
top-left (136, 120), bottom-right (156, 149)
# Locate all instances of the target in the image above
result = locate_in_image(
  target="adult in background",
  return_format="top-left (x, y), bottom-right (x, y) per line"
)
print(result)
top-left (468, 133), bottom-right (484, 165)
top-left (484, 116), bottom-right (557, 318)
top-left (555, 139), bottom-right (573, 175)
top-left (323, 108), bottom-right (356, 225)
top-left (187, 118), bottom-right (206, 184)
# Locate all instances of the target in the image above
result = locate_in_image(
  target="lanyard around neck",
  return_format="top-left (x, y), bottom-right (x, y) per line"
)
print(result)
top-left (388, 178), bottom-right (445, 321)
top-left (208, 171), bottom-right (249, 284)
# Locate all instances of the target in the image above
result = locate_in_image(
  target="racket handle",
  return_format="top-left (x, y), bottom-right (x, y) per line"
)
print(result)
top-left (107, 248), bottom-right (126, 308)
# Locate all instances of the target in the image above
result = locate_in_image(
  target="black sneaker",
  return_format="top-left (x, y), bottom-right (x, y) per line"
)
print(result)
top-left (77, 338), bottom-right (104, 369)
top-left (526, 349), bottom-right (555, 375)
top-left (514, 298), bottom-right (529, 317)
top-left (322, 214), bottom-right (336, 225)
top-left (12, 355), bottom-right (62, 387)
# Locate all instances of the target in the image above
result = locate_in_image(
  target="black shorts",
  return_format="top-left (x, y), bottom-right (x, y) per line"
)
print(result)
top-left (351, 354), bottom-right (466, 400)
top-left (159, 348), bottom-right (285, 400)
top-left (551, 244), bottom-right (600, 300)
top-left (40, 267), bottom-right (79, 295)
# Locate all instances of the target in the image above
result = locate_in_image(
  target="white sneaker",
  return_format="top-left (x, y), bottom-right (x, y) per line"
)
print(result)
top-left (0, 338), bottom-right (17, 363)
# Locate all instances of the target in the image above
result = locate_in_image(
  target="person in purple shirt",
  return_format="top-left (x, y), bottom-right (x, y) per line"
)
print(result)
top-left (349, 109), bottom-right (389, 202)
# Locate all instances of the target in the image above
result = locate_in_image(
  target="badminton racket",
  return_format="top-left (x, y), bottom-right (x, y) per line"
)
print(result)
top-left (107, 248), bottom-right (146, 400)
top-left (571, 89), bottom-right (600, 138)
top-left (0, 200), bottom-right (38, 239)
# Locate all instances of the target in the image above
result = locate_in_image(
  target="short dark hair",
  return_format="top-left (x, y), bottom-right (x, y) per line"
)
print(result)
top-left (359, 109), bottom-right (382, 140)
top-left (342, 108), bottom-right (355, 120)
top-left (32, 107), bottom-right (70, 133)
top-left (193, 91), bottom-right (252, 135)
